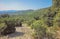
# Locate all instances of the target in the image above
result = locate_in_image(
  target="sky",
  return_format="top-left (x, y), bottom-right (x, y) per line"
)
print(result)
top-left (0, 0), bottom-right (52, 11)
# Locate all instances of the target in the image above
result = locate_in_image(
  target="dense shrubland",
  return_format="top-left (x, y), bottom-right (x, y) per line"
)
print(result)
top-left (0, 14), bottom-right (24, 35)
top-left (28, 0), bottom-right (60, 39)
top-left (0, 0), bottom-right (60, 39)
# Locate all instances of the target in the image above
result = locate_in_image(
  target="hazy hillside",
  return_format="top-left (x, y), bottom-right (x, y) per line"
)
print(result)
top-left (0, 10), bottom-right (33, 15)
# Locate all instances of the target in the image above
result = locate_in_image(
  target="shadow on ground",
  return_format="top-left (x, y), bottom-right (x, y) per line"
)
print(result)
top-left (8, 31), bottom-right (25, 38)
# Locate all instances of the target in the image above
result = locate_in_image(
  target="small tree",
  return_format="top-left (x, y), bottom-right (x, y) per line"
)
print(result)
top-left (1, 14), bottom-right (10, 18)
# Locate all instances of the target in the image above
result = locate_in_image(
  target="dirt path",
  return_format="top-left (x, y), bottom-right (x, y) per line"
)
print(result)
top-left (0, 24), bottom-right (34, 39)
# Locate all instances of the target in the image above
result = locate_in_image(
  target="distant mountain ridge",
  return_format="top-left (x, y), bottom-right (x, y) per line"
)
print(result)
top-left (0, 9), bottom-right (34, 14)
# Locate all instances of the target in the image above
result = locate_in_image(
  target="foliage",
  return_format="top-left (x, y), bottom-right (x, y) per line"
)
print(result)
top-left (0, 0), bottom-right (60, 39)
top-left (31, 20), bottom-right (47, 39)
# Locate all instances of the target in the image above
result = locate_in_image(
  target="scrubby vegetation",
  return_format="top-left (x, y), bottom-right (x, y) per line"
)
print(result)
top-left (0, 0), bottom-right (60, 39)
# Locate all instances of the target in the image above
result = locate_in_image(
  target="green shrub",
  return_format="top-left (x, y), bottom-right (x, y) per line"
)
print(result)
top-left (0, 14), bottom-right (9, 18)
top-left (31, 20), bottom-right (58, 39)
top-left (31, 20), bottom-right (47, 39)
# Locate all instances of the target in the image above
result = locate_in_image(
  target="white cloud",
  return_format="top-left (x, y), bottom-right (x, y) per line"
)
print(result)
top-left (0, 3), bottom-right (34, 11)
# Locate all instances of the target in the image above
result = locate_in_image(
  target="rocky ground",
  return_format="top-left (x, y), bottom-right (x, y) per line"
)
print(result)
top-left (0, 24), bottom-right (34, 39)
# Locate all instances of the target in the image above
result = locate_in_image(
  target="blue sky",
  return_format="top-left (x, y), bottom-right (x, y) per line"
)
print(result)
top-left (0, 0), bottom-right (52, 11)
